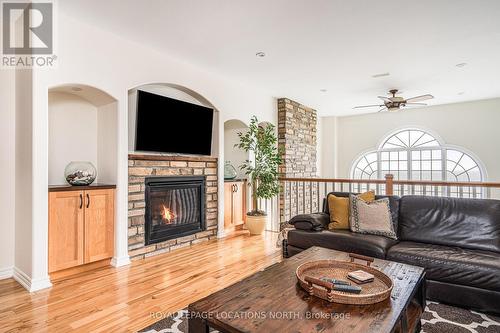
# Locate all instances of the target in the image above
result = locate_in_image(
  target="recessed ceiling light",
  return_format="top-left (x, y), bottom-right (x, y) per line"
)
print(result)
top-left (456, 63), bottom-right (467, 68)
top-left (71, 87), bottom-right (83, 92)
top-left (255, 52), bottom-right (266, 58)
top-left (320, 89), bottom-right (327, 92)
top-left (372, 72), bottom-right (390, 78)
top-left (458, 91), bottom-right (465, 95)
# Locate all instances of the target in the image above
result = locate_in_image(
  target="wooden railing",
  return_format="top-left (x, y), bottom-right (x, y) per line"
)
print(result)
top-left (278, 174), bottom-right (500, 223)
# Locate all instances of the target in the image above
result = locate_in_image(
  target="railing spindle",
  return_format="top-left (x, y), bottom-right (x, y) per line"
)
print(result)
top-left (316, 182), bottom-right (320, 212)
top-left (302, 181), bottom-right (305, 214)
top-left (309, 181), bottom-right (313, 213)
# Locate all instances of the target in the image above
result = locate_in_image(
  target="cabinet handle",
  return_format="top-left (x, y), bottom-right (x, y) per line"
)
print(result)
top-left (79, 194), bottom-right (83, 209)
top-left (86, 193), bottom-right (90, 208)
top-left (235, 184), bottom-right (238, 192)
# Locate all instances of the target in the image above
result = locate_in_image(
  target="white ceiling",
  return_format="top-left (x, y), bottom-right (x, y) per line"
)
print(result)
top-left (60, 0), bottom-right (500, 116)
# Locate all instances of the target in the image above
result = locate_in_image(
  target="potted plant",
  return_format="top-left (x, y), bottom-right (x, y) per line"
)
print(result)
top-left (236, 116), bottom-right (282, 235)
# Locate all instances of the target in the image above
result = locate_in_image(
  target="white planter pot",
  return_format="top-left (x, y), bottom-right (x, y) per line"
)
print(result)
top-left (246, 214), bottom-right (267, 235)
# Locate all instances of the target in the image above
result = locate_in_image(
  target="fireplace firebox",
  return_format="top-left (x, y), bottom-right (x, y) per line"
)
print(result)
top-left (144, 176), bottom-right (206, 245)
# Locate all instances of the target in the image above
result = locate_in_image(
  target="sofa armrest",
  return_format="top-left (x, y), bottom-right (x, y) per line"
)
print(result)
top-left (289, 212), bottom-right (330, 231)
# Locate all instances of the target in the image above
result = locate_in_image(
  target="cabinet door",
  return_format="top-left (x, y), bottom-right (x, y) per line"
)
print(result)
top-left (224, 183), bottom-right (234, 228)
top-left (48, 191), bottom-right (84, 272)
top-left (232, 182), bottom-right (245, 225)
top-left (84, 189), bottom-right (115, 263)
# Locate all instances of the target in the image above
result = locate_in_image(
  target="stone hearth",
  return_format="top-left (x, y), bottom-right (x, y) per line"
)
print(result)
top-left (128, 154), bottom-right (218, 260)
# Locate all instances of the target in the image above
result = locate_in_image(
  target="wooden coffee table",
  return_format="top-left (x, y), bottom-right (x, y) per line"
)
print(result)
top-left (188, 246), bottom-right (426, 333)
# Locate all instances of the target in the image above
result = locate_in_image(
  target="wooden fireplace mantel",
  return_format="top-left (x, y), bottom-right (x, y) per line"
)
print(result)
top-left (128, 153), bottom-right (217, 162)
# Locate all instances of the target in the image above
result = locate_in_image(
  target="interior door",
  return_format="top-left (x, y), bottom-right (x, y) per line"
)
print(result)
top-left (224, 182), bottom-right (234, 228)
top-left (232, 182), bottom-right (245, 225)
top-left (48, 191), bottom-right (84, 272)
top-left (84, 189), bottom-right (114, 263)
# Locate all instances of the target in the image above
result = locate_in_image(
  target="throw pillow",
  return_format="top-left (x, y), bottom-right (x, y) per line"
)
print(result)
top-left (349, 194), bottom-right (397, 239)
top-left (328, 191), bottom-right (375, 230)
top-left (289, 212), bottom-right (329, 231)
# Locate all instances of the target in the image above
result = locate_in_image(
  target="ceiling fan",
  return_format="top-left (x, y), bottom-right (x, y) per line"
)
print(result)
top-left (353, 89), bottom-right (434, 112)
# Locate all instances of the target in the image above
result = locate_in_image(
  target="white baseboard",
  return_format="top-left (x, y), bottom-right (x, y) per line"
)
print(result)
top-left (111, 255), bottom-right (131, 267)
top-left (13, 267), bottom-right (52, 292)
top-left (0, 266), bottom-right (14, 280)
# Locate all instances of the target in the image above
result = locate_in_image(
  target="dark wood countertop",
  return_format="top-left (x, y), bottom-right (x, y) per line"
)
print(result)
top-left (48, 183), bottom-right (116, 192)
top-left (224, 178), bottom-right (247, 183)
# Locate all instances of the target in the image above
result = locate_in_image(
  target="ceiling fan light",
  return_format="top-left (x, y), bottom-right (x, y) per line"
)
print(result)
top-left (388, 107), bottom-right (400, 112)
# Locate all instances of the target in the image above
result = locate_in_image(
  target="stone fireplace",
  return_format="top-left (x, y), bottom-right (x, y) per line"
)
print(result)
top-left (144, 176), bottom-right (206, 245)
top-left (128, 154), bottom-right (218, 260)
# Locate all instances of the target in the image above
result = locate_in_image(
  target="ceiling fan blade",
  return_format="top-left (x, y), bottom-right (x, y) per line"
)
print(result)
top-left (377, 107), bottom-right (387, 112)
top-left (353, 104), bottom-right (383, 109)
top-left (405, 102), bottom-right (427, 106)
top-left (405, 94), bottom-right (434, 103)
top-left (378, 96), bottom-right (391, 102)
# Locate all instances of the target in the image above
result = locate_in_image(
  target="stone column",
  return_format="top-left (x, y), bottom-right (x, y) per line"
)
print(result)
top-left (277, 98), bottom-right (318, 224)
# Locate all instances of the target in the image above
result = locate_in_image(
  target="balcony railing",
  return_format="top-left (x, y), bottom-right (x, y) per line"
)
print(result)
top-left (278, 174), bottom-right (500, 223)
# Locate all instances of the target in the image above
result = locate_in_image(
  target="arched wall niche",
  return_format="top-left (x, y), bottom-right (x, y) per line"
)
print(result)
top-left (48, 83), bottom-right (118, 185)
top-left (224, 119), bottom-right (249, 179)
top-left (127, 83), bottom-right (220, 157)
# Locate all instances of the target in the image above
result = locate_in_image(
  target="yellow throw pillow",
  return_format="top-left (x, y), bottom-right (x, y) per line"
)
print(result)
top-left (327, 191), bottom-right (375, 230)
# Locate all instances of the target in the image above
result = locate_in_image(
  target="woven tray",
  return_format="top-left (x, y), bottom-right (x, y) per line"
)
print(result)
top-left (296, 253), bottom-right (393, 305)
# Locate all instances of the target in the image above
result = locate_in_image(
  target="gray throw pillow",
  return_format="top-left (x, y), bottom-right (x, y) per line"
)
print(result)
top-left (349, 194), bottom-right (397, 240)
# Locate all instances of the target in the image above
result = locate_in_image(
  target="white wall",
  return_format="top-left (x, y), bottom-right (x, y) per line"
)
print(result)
top-left (17, 11), bottom-right (278, 289)
top-left (319, 98), bottom-right (500, 182)
top-left (48, 92), bottom-right (98, 184)
top-left (15, 69), bottom-right (34, 278)
top-left (97, 102), bottom-right (118, 183)
top-left (224, 120), bottom-right (249, 178)
top-left (319, 116), bottom-right (338, 178)
top-left (0, 70), bottom-right (16, 277)
top-left (316, 116), bottom-right (322, 177)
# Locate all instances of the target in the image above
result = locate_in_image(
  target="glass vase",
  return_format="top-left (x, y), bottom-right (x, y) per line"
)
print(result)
top-left (64, 161), bottom-right (97, 186)
top-left (224, 161), bottom-right (238, 180)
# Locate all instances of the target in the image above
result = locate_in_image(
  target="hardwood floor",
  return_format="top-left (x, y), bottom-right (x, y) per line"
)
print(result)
top-left (0, 232), bottom-right (281, 332)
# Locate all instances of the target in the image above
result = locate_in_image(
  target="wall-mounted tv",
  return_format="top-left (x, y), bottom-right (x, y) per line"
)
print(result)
top-left (135, 90), bottom-right (214, 155)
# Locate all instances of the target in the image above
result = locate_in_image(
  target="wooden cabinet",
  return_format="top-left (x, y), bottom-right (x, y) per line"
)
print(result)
top-left (84, 189), bottom-right (115, 263)
top-left (48, 187), bottom-right (115, 273)
top-left (48, 191), bottom-right (85, 272)
top-left (224, 181), bottom-right (246, 230)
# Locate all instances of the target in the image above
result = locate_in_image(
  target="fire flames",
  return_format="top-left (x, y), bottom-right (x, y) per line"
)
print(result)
top-left (161, 205), bottom-right (175, 224)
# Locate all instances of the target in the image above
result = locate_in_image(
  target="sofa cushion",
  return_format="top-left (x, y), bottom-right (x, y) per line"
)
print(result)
top-left (287, 229), bottom-right (398, 259)
top-left (323, 192), bottom-right (400, 232)
top-left (387, 241), bottom-right (500, 292)
top-left (398, 196), bottom-right (500, 253)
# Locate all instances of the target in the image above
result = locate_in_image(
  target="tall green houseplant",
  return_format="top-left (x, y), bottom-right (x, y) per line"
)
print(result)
top-left (236, 116), bottom-right (282, 216)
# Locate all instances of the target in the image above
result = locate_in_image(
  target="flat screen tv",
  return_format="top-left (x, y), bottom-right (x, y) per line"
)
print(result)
top-left (135, 90), bottom-right (214, 155)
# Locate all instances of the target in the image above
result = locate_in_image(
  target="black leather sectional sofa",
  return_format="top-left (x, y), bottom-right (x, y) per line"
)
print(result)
top-left (285, 192), bottom-right (500, 314)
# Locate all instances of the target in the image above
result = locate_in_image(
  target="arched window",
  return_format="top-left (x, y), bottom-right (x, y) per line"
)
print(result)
top-left (351, 129), bottom-right (485, 197)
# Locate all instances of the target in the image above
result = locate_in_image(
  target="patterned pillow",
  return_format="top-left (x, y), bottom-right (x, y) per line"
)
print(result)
top-left (349, 194), bottom-right (397, 240)
top-left (327, 191), bottom-right (375, 230)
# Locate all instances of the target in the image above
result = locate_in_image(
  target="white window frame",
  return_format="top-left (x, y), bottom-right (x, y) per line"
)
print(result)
top-left (350, 128), bottom-right (487, 197)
